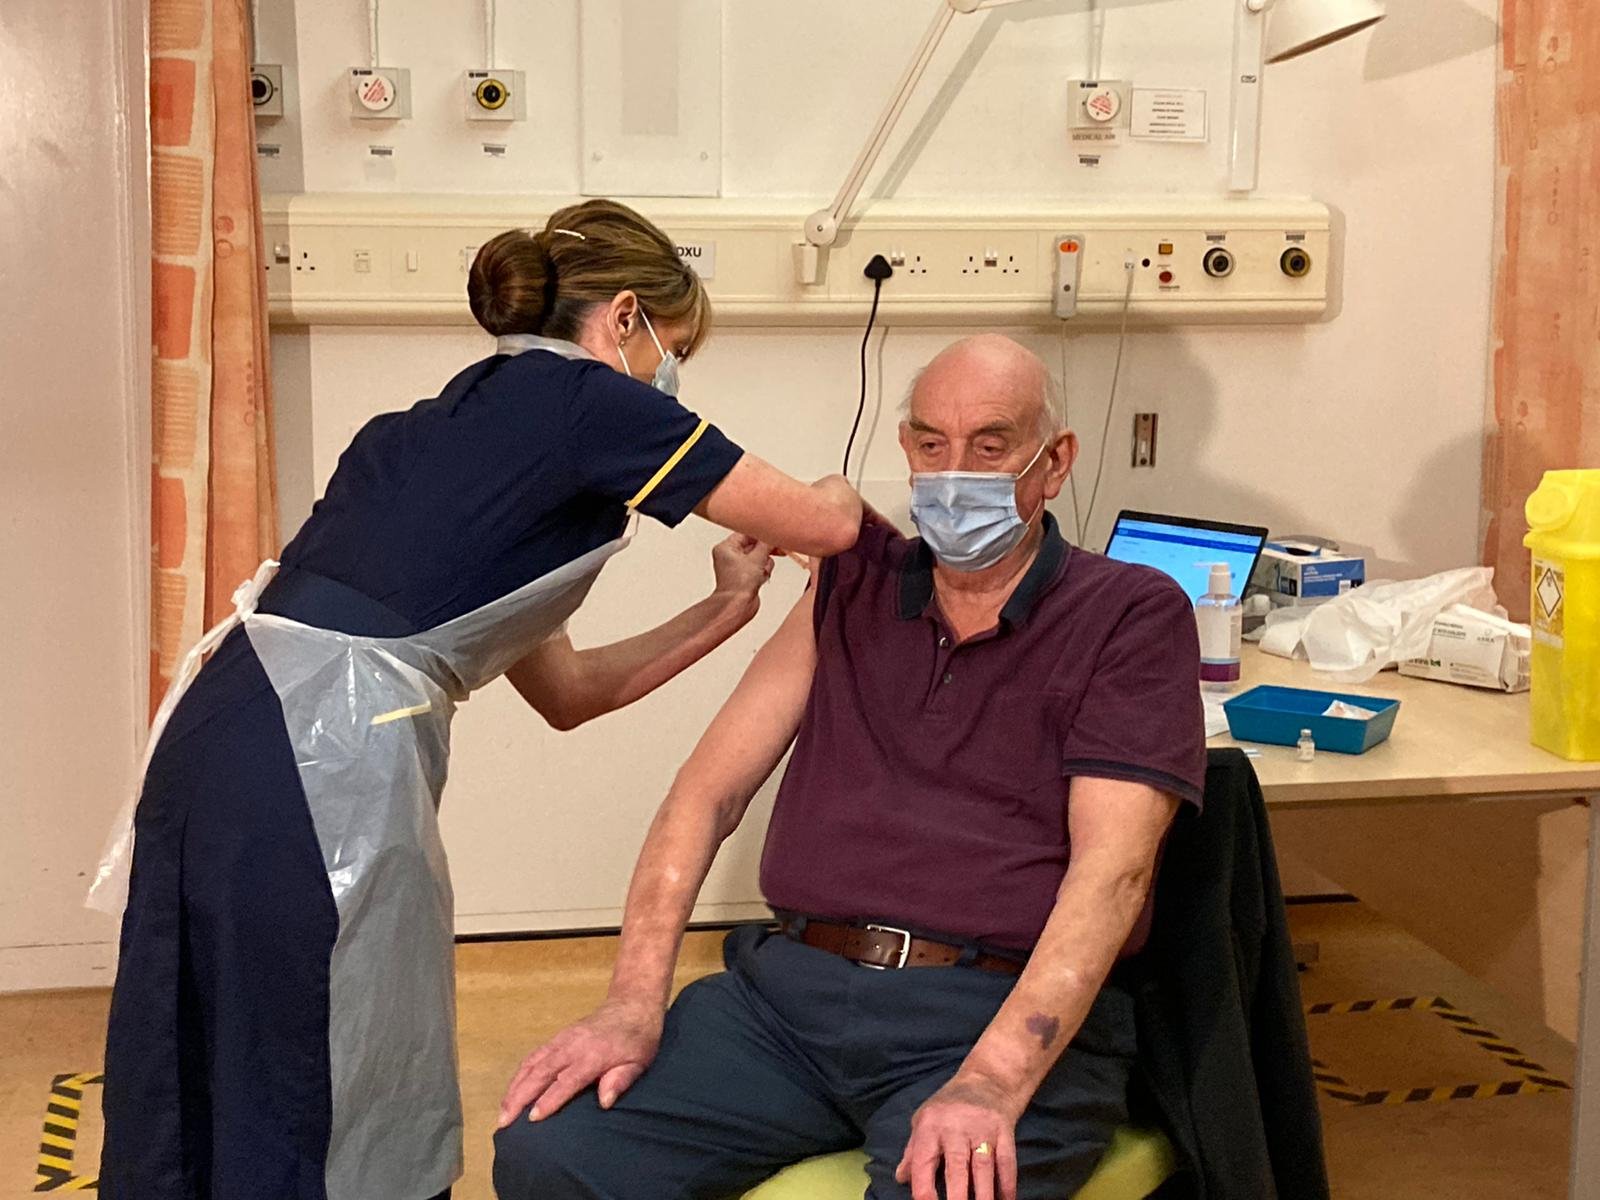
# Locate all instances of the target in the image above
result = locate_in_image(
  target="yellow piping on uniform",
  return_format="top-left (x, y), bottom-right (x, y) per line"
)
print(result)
top-left (626, 419), bottom-right (708, 511)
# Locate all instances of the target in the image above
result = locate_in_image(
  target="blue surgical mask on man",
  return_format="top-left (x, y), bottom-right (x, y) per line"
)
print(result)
top-left (617, 308), bottom-right (680, 397)
top-left (910, 440), bottom-right (1049, 572)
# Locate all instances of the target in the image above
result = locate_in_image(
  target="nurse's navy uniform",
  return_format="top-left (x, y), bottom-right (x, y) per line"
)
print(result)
top-left (97, 338), bottom-right (744, 1200)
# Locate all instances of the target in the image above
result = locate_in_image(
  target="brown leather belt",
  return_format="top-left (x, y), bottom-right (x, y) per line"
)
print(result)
top-left (779, 916), bottom-right (1026, 977)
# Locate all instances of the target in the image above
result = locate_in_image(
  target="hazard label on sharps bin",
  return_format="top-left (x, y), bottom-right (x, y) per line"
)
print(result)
top-left (1533, 558), bottom-right (1565, 648)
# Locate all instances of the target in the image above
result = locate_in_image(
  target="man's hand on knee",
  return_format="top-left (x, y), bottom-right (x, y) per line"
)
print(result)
top-left (497, 998), bottom-right (664, 1128)
top-left (895, 1072), bottom-right (1021, 1200)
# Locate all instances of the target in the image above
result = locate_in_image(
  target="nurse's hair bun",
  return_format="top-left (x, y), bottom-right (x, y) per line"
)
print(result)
top-left (468, 228), bottom-right (559, 337)
top-left (467, 200), bottom-right (711, 355)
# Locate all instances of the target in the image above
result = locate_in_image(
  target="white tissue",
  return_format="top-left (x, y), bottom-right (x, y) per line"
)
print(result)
top-left (1322, 700), bottom-right (1377, 721)
top-left (1202, 690), bottom-right (1232, 737)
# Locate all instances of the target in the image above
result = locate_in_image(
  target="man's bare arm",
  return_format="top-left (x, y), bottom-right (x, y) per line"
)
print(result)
top-left (497, 580), bottom-right (820, 1126)
top-left (896, 776), bottom-right (1180, 1200)
top-left (605, 580), bottom-right (818, 1012)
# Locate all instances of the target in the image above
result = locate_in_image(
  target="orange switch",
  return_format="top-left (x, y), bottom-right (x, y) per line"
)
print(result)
top-left (1059, 239), bottom-right (1080, 254)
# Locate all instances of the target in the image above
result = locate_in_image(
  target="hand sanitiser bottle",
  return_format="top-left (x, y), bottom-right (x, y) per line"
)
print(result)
top-left (1196, 563), bottom-right (1242, 691)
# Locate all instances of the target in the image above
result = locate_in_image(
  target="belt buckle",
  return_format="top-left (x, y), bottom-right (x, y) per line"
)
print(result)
top-left (861, 924), bottom-right (912, 970)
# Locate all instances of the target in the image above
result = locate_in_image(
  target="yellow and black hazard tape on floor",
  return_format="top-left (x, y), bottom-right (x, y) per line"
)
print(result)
top-left (1309, 1057), bottom-right (1371, 1106)
top-left (1426, 997), bottom-right (1572, 1092)
top-left (1304, 997), bottom-right (1571, 1108)
top-left (1305, 995), bottom-right (1432, 1017)
top-left (35, 1072), bottom-right (102, 1193)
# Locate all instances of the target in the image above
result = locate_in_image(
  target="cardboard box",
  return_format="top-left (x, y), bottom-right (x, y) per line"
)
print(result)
top-left (1399, 606), bottom-right (1532, 693)
top-left (1251, 541), bottom-right (1366, 607)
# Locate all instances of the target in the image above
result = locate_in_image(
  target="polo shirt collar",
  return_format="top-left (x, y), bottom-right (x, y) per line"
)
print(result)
top-left (898, 512), bottom-right (1070, 628)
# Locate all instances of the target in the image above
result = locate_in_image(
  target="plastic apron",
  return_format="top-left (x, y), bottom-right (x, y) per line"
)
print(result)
top-left (91, 334), bottom-right (629, 1200)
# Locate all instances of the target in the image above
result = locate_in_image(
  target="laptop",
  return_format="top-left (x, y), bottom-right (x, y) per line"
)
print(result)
top-left (1103, 510), bottom-right (1269, 603)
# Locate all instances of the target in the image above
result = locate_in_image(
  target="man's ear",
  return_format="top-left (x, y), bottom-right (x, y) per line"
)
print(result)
top-left (1041, 430), bottom-right (1080, 501)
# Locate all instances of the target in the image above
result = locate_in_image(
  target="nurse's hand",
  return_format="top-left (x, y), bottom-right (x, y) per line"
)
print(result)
top-left (711, 534), bottom-right (775, 616)
top-left (496, 998), bottom-right (664, 1127)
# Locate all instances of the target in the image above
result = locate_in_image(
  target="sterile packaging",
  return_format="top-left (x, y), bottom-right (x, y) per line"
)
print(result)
top-left (1258, 565), bottom-right (1503, 683)
top-left (1398, 604), bottom-right (1532, 693)
top-left (1252, 541), bottom-right (1366, 608)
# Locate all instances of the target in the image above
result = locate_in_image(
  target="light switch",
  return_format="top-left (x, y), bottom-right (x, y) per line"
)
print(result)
top-left (405, 250), bottom-right (420, 273)
top-left (353, 249), bottom-right (372, 273)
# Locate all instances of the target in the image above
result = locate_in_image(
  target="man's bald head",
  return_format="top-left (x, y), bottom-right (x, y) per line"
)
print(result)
top-left (903, 334), bottom-right (1064, 441)
top-left (897, 335), bottom-right (1081, 561)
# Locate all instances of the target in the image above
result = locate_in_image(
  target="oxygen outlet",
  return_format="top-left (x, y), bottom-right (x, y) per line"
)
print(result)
top-left (1203, 247), bottom-right (1235, 279)
top-left (1281, 247), bottom-right (1313, 278)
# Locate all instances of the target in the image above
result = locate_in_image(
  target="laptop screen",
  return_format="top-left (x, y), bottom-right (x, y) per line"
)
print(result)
top-left (1104, 512), bottom-right (1268, 603)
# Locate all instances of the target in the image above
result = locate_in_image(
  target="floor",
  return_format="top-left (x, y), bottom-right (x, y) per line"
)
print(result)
top-left (0, 902), bottom-right (1575, 1198)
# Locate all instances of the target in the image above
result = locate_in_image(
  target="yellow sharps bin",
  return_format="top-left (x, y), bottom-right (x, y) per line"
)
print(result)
top-left (1524, 469), bottom-right (1600, 760)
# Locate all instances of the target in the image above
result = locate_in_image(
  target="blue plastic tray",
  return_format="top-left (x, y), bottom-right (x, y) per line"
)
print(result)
top-left (1222, 685), bottom-right (1401, 755)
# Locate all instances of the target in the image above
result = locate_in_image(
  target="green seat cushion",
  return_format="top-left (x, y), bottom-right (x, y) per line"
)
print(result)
top-left (741, 1125), bottom-right (1176, 1200)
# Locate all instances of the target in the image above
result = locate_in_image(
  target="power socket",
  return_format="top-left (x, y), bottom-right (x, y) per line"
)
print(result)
top-left (350, 67), bottom-right (411, 120)
top-left (464, 70), bottom-right (526, 121)
top-left (251, 64), bottom-right (284, 120)
top-left (883, 251), bottom-right (927, 276)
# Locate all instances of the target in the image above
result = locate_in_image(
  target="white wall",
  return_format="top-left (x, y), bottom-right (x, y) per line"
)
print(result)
top-left (258, 1), bottom-right (1504, 934)
top-left (0, 0), bottom-right (149, 990)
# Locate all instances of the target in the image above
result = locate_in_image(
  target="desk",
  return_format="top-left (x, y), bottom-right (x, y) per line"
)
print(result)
top-left (1214, 646), bottom-right (1600, 1198)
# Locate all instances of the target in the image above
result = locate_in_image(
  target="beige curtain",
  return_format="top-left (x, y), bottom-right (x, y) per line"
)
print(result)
top-left (1483, 0), bottom-right (1600, 621)
top-left (149, 0), bottom-right (278, 715)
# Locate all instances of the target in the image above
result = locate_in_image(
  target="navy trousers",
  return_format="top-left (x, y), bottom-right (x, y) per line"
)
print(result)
top-left (102, 629), bottom-right (340, 1200)
top-left (494, 925), bottom-right (1134, 1200)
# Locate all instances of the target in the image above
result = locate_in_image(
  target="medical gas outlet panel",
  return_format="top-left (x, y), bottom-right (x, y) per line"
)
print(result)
top-left (263, 194), bottom-right (1333, 327)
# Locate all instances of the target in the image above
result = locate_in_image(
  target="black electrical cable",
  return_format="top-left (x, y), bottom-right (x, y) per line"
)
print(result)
top-left (844, 254), bottom-right (894, 477)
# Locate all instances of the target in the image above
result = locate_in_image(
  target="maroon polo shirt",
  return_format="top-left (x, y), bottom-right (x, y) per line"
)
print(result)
top-left (759, 513), bottom-right (1206, 954)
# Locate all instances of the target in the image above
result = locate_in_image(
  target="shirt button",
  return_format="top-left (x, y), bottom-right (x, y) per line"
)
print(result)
top-left (942, 671), bottom-right (953, 684)
top-left (938, 636), bottom-right (949, 649)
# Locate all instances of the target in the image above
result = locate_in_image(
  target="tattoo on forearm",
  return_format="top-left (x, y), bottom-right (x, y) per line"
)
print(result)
top-left (1025, 1013), bottom-right (1061, 1051)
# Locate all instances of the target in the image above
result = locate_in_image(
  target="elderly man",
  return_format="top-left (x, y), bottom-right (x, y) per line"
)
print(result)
top-left (493, 334), bottom-right (1205, 1200)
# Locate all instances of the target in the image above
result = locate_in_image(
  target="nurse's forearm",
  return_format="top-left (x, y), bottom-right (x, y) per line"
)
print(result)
top-left (571, 589), bottom-right (756, 723)
top-left (506, 589), bottom-right (753, 730)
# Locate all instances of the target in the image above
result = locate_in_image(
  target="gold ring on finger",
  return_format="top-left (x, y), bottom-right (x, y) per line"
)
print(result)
top-left (974, 1142), bottom-right (992, 1157)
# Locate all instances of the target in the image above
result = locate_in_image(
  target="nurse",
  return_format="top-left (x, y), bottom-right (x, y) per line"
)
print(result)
top-left (98, 198), bottom-right (863, 1200)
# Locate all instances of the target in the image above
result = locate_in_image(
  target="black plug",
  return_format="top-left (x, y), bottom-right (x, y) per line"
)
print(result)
top-left (844, 254), bottom-right (894, 475)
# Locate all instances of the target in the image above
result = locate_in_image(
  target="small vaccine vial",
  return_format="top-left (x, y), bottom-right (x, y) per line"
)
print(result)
top-left (1296, 728), bottom-right (1316, 762)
